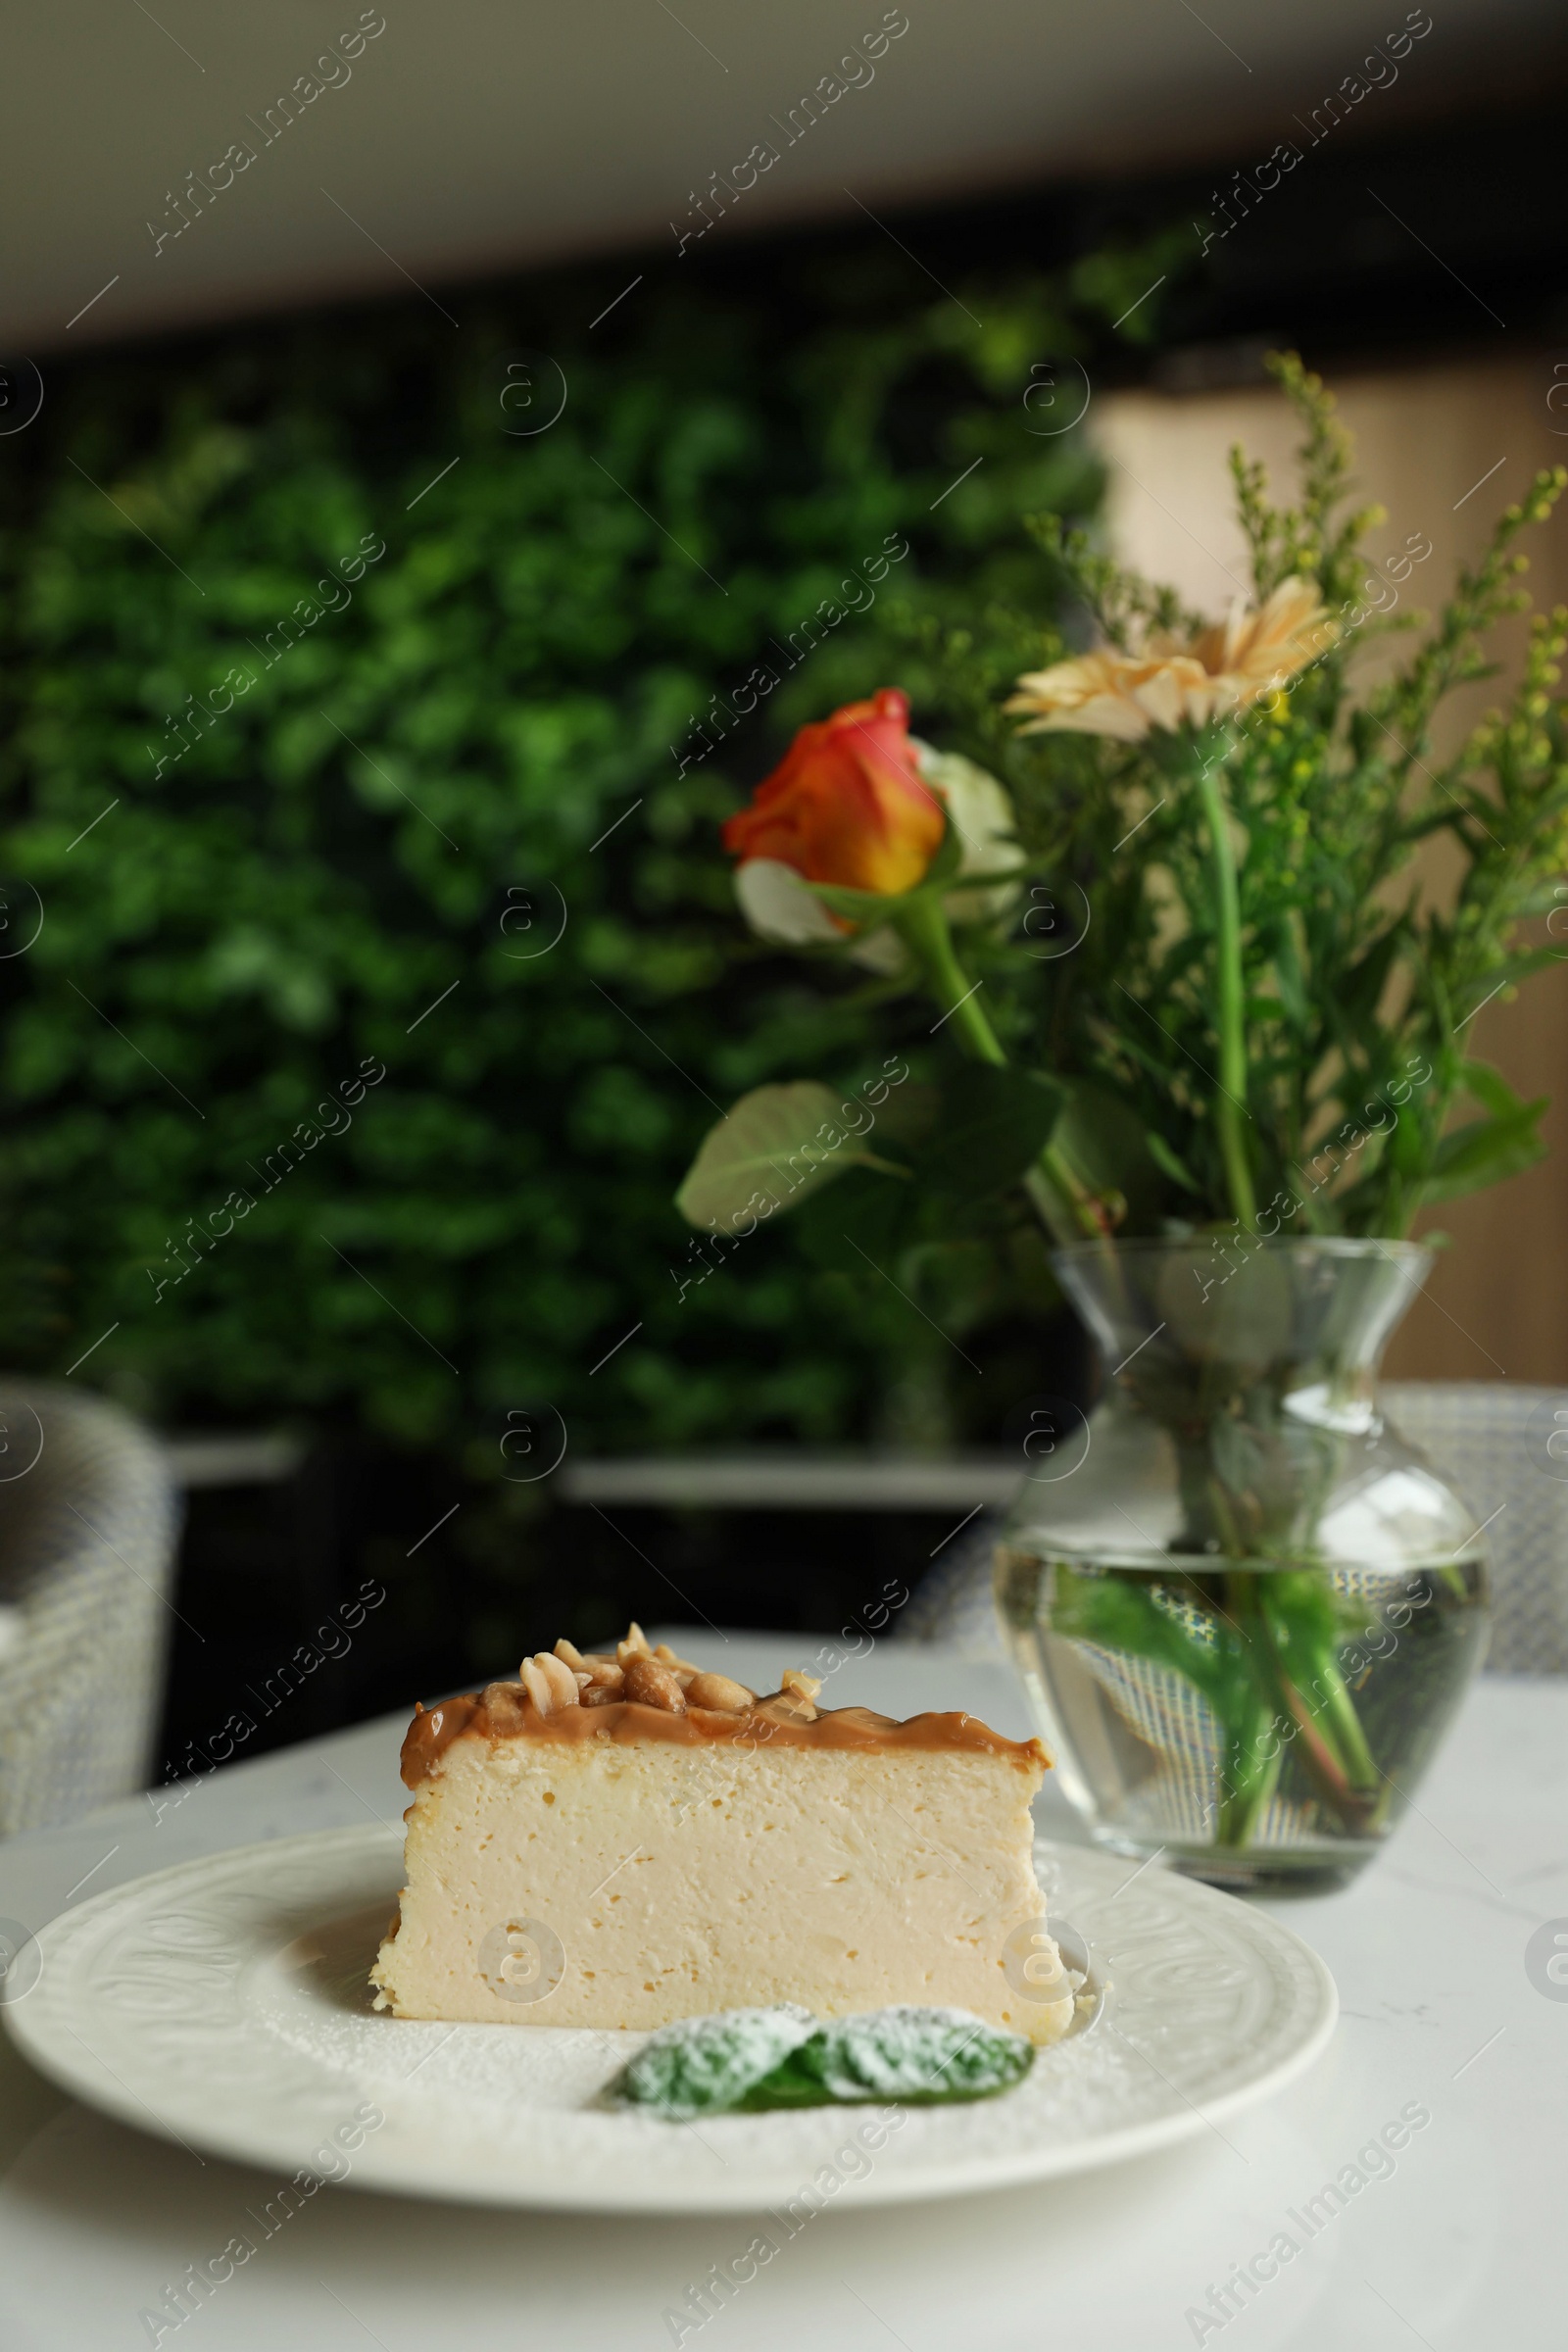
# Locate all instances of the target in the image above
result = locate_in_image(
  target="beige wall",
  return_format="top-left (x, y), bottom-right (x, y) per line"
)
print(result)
top-left (1093, 358), bottom-right (1568, 1385)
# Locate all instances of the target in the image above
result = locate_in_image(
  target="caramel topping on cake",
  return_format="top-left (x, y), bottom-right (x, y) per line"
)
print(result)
top-left (399, 1626), bottom-right (1047, 1788)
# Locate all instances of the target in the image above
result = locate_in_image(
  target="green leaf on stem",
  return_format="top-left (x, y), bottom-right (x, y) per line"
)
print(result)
top-left (1146, 1129), bottom-right (1203, 1195)
top-left (1457, 1056), bottom-right (1533, 1120)
top-left (1052, 1082), bottom-right (1168, 1226)
top-left (913, 1066), bottom-right (1064, 1207)
top-left (675, 1082), bottom-right (905, 1232)
top-left (1418, 1100), bottom-right (1547, 1205)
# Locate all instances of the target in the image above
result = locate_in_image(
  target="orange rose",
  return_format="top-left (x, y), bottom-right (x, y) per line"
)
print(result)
top-left (721, 688), bottom-right (946, 895)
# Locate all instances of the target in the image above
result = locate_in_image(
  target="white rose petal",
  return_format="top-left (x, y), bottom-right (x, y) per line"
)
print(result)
top-left (733, 858), bottom-right (845, 948)
top-left (849, 925), bottom-right (910, 976)
top-left (912, 742), bottom-right (1025, 925)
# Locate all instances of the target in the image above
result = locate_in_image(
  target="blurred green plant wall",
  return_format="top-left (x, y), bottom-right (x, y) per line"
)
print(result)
top-left (0, 227), bottom-right (1182, 1458)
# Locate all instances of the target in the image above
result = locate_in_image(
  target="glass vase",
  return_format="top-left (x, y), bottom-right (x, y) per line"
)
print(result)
top-left (994, 1237), bottom-right (1492, 1892)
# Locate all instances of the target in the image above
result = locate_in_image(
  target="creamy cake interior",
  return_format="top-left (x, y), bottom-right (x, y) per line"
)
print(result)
top-left (370, 1626), bottom-right (1075, 2042)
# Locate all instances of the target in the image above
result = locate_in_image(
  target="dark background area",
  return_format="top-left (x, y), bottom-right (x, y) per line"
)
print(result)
top-left (157, 1300), bottom-right (1101, 1784)
top-left (159, 1459), bottom-right (1004, 1779)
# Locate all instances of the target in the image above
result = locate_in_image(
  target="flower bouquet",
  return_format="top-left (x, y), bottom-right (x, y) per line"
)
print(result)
top-left (674, 356), bottom-right (1568, 1884)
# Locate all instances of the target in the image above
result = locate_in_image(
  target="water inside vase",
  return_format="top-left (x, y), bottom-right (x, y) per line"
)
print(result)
top-left (996, 1543), bottom-right (1490, 1890)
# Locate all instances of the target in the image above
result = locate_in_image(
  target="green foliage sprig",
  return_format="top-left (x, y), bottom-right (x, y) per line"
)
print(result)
top-left (915, 355), bottom-right (1568, 1241)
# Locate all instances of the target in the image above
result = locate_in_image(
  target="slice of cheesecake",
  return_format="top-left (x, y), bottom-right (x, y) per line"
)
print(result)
top-left (370, 1625), bottom-right (1075, 2043)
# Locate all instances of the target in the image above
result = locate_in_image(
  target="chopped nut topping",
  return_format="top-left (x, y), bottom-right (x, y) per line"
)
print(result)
top-left (685, 1671), bottom-right (756, 1714)
top-left (751, 1692), bottom-right (812, 1724)
top-left (520, 1652), bottom-right (580, 1715)
top-left (654, 1642), bottom-right (701, 1685)
top-left (542, 1653), bottom-right (581, 1707)
top-left (480, 1680), bottom-right (528, 1729)
top-left (753, 1668), bottom-right (823, 1724)
top-left (571, 1652), bottom-right (625, 1693)
top-left (621, 1655), bottom-right (687, 1712)
top-left (508, 1631), bottom-right (789, 1720)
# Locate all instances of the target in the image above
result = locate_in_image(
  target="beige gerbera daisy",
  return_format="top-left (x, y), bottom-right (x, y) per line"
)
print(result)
top-left (1005, 577), bottom-right (1337, 742)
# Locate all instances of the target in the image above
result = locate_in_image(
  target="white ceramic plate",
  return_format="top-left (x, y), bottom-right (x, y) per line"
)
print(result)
top-left (4, 1825), bottom-right (1336, 2213)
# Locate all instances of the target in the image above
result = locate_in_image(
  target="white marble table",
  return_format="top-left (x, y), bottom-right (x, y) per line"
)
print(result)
top-left (1, 1634), bottom-right (1563, 2352)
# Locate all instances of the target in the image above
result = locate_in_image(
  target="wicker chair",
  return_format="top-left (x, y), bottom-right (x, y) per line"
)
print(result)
top-left (0, 1383), bottom-right (181, 1837)
top-left (903, 1382), bottom-right (1568, 1675)
top-left (1381, 1382), bottom-right (1568, 1673)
